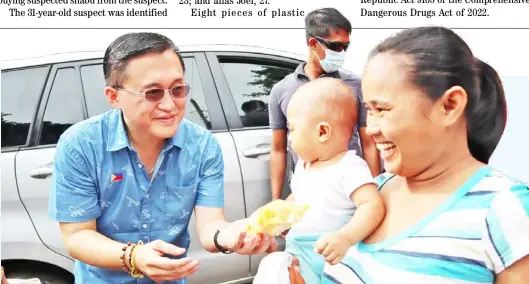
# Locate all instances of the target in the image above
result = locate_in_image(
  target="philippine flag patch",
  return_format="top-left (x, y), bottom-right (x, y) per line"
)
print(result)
top-left (110, 173), bottom-right (123, 182)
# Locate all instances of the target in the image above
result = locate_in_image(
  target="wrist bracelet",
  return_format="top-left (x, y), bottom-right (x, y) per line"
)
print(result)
top-left (120, 242), bottom-right (133, 274)
top-left (214, 230), bottom-right (233, 254)
top-left (129, 240), bottom-right (144, 278)
top-left (120, 241), bottom-right (145, 278)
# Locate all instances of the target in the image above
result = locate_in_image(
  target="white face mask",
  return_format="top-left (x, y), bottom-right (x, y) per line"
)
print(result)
top-left (315, 41), bottom-right (346, 73)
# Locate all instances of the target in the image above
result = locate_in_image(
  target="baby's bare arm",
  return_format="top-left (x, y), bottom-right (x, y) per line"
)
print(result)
top-left (337, 183), bottom-right (385, 247)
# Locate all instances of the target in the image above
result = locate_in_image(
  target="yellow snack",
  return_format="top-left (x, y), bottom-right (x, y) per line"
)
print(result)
top-left (246, 200), bottom-right (309, 237)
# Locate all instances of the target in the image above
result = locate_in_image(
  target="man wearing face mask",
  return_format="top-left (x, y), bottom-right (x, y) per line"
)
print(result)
top-left (268, 8), bottom-right (381, 201)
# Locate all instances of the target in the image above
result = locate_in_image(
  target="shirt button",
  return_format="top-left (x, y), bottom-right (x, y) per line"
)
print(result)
top-left (146, 194), bottom-right (150, 199)
top-left (138, 164), bottom-right (143, 168)
top-left (142, 224), bottom-right (148, 229)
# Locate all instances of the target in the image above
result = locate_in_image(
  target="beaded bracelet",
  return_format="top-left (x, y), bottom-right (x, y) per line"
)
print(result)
top-left (120, 242), bottom-right (134, 274)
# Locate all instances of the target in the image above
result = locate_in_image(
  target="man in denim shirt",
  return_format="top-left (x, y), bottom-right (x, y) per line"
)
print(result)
top-left (48, 32), bottom-right (276, 284)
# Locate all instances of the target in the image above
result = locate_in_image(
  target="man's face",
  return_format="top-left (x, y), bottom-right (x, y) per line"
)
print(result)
top-left (312, 28), bottom-right (350, 61)
top-left (111, 49), bottom-right (187, 140)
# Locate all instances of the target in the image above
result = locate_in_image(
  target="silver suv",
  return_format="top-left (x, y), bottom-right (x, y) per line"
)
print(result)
top-left (1, 45), bottom-right (301, 284)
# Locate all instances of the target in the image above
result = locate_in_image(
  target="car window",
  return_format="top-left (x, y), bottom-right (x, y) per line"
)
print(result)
top-left (39, 68), bottom-right (85, 145)
top-left (1, 66), bottom-right (49, 148)
top-left (219, 61), bottom-right (294, 128)
top-left (80, 64), bottom-right (109, 118)
top-left (81, 57), bottom-right (211, 129)
top-left (184, 57), bottom-right (211, 129)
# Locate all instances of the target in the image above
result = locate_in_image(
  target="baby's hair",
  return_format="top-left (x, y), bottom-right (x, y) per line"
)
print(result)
top-left (325, 79), bottom-right (358, 139)
top-left (290, 77), bottom-right (358, 142)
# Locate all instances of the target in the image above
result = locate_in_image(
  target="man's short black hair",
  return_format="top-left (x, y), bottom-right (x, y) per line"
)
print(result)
top-left (103, 32), bottom-right (185, 87)
top-left (304, 8), bottom-right (352, 44)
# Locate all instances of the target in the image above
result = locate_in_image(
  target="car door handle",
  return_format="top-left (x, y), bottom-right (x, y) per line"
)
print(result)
top-left (243, 146), bottom-right (271, 158)
top-left (29, 163), bottom-right (54, 179)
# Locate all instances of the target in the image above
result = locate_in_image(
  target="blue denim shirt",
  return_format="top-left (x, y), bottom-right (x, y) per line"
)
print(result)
top-left (48, 109), bottom-right (224, 284)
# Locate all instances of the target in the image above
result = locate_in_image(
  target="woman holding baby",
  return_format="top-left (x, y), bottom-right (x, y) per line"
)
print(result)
top-left (322, 26), bottom-right (529, 283)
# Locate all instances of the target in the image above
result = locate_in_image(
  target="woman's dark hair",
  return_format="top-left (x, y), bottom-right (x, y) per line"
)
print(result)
top-left (368, 26), bottom-right (507, 164)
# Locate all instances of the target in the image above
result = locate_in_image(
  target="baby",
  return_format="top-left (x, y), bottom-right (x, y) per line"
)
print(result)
top-left (254, 77), bottom-right (386, 284)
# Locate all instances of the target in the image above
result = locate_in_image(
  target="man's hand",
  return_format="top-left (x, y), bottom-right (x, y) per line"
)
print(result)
top-left (133, 240), bottom-right (199, 283)
top-left (314, 232), bottom-right (351, 265)
top-left (218, 219), bottom-right (277, 255)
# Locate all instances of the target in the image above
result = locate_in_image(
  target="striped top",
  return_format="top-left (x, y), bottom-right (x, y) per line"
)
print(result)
top-left (322, 166), bottom-right (529, 284)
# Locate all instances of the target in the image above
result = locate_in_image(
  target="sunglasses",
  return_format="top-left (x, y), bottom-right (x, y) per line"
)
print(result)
top-left (115, 83), bottom-right (191, 102)
top-left (311, 35), bottom-right (350, 52)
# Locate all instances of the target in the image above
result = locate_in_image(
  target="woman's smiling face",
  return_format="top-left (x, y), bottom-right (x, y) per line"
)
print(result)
top-left (362, 53), bottom-right (446, 177)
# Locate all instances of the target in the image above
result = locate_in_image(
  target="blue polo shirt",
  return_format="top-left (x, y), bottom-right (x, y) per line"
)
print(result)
top-left (48, 109), bottom-right (224, 284)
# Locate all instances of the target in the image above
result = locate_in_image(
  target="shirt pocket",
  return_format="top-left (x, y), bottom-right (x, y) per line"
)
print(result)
top-left (162, 183), bottom-right (198, 227)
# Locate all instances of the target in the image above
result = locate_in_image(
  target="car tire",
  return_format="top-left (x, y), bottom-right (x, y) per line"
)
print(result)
top-left (5, 269), bottom-right (73, 284)
top-left (4, 262), bottom-right (75, 284)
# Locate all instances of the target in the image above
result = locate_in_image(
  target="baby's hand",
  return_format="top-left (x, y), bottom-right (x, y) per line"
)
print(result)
top-left (314, 232), bottom-right (351, 265)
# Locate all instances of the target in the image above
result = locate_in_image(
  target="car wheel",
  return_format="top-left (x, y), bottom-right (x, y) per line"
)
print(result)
top-left (6, 271), bottom-right (72, 284)
top-left (4, 266), bottom-right (73, 284)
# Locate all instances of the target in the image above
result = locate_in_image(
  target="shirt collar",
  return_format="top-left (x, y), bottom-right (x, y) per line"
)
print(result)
top-left (106, 109), bottom-right (187, 152)
top-left (107, 109), bottom-right (131, 152)
top-left (294, 62), bottom-right (341, 80)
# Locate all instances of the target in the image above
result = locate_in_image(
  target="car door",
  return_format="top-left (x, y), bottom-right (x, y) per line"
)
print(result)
top-left (15, 62), bottom-right (86, 262)
top-left (1, 65), bottom-right (61, 261)
top-left (205, 51), bottom-right (300, 275)
top-left (15, 52), bottom-right (250, 284)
